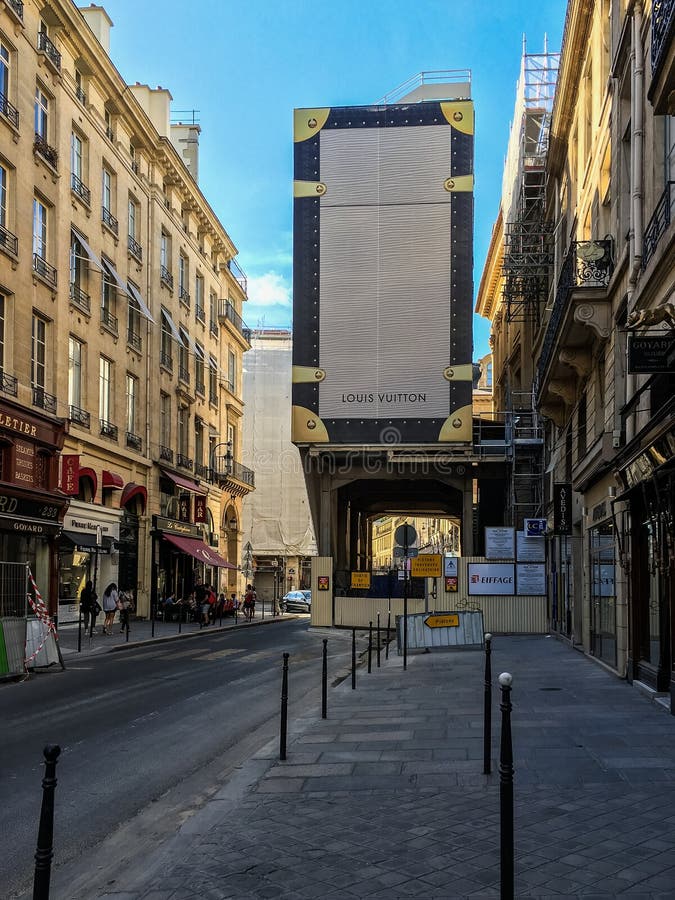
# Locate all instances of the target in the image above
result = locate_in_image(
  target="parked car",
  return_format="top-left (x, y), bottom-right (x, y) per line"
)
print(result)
top-left (281, 590), bottom-right (311, 613)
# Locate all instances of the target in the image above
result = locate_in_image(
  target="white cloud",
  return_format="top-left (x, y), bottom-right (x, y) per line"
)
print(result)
top-left (247, 271), bottom-right (292, 308)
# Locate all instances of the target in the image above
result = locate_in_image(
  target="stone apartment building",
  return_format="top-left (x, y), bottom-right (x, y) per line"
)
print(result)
top-left (0, 1), bottom-right (253, 621)
top-left (478, 1), bottom-right (675, 708)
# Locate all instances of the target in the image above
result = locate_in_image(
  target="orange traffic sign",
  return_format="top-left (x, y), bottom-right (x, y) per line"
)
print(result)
top-left (424, 614), bottom-right (460, 628)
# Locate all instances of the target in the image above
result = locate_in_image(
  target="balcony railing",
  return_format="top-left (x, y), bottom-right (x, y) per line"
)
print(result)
top-left (33, 253), bottom-right (57, 288)
top-left (537, 239), bottom-right (614, 386)
top-left (195, 304), bottom-right (206, 323)
top-left (34, 133), bottom-right (58, 169)
top-left (176, 453), bottom-right (193, 471)
top-left (6, 0), bottom-right (23, 21)
top-left (195, 462), bottom-right (209, 479)
top-left (102, 207), bottom-right (118, 235)
top-left (105, 126), bottom-right (114, 141)
top-left (160, 351), bottom-right (173, 372)
top-left (178, 365), bottom-right (190, 384)
top-left (101, 306), bottom-right (118, 334)
top-left (179, 287), bottom-right (190, 307)
top-left (212, 454), bottom-right (255, 489)
top-left (652, 0), bottom-right (675, 75)
top-left (0, 223), bottom-right (18, 256)
top-left (69, 283), bottom-right (91, 314)
top-left (218, 299), bottom-right (251, 341)
top-left (71, 173), bottom-right (91, 206)
top-left (0, 371), bottom-right (18, 397)
top-left (75, 86), bottom-right (86, 105)
top-left (131, 160), bottom-right (140, 175)
top-left (209, 391), bottom-right (218, 406)
top-left (126, 431), bottom-right (142, 451)
top-left (209, 319), bottom-right (218, 337)
top-left (227, 257), bottom-right (248, 294)
top-left (127, 329), bottom-right (142, 352)
top-left (643, 181), bottom-right (674, 270)
top-left (37, 32), bottom-right (61, 70)
top-left (69, 405), bottom-right (90, 428)
top-left (128, 234), bottom-right (143, 260)
top-left (160, 266), bottom-right (174, 290)
top-left (195, 380), bottom-right (205, 396)
top-left (33, 386), bottom-right (57, 413)
top-left (100, 419), bottom-right (119, 440)
top-left (0, 91), bottom-right (19, 128)
top-left (159, 445), bottom-right (173, 463)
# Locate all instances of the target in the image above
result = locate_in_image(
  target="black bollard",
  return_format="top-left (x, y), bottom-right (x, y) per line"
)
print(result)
top-left (351, 627), bottom-right (356, 690)
top-left (33, 744), bottom-right (61, 900)
top-left (321, 639), bottom-right (328, 719)
top-left (125, 615), bottom-right (130, 643)
top-left (499, 672), bottom-right (514, 900)
top-left (178, 606), bottom-right (182, 634)
top-left (280, 652), bottom-right (289, 760)
top-left (385, 608), bottom-right (391, 660)
top-left (367, 621), bottom-right (373, 674)
top-left (376, 612), bottom-right (381, 668)
top-left (483, 633), bottom-right (492, 775)
top-left (77, 606), bottom-right (82, 654)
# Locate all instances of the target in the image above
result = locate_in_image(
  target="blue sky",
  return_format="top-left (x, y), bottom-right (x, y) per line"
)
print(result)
top-left (100, 0), bottom-right (566, 360)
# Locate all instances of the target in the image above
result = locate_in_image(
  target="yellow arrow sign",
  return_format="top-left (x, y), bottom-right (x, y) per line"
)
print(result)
top-left (424, 614), bottom-right (460, 629)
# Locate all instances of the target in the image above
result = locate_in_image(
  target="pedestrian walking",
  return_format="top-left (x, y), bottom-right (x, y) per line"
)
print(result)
top-left (194, 580), bottom-right (209, 627)
top-left (79, 580), bottom-right (97, 633)
top-left (101, 582), bottom-right (119, 635)
top-left (243, 584), bottom-right (256, 620)
top-left (117, 589), bottom-right (134, 633)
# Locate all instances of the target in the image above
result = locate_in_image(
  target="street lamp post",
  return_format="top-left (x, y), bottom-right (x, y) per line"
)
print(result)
top-left (91, 525), bottom-right (102, 637)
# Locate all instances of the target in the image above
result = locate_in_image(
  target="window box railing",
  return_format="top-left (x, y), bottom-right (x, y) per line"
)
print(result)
top-left (0, 91), bottom-right (19, 128)
top-left (179, 287), bottom-right (190, 307)
top-left (105, 126), bottom-right (114, 141)
top-left (231, 459), bottom-right (255, 488)
top-left (33, 386), bottom-right (57, 413)
top-left (127, 234), bottom-right (143, 260)
top-left (218, 299), bottom-right (251, 340)
top-left (195, 462), bottom-right (209, 479)
top-left (643, 181), bottom-right (674, 270)
top-left (131, 160), bottom-right (140, 175)
top-left (195, 304), bottom-right (206, 323)
top-left (160, 351), bottom-right (173, 372)
top-left (100, 307), bottom-right (118, 333)
top-left (209, 319), bottom-right (218, 337)
top-left (34, 133), bottom-right (58, 169)
top-left (126, 431), bottom-right (142, 451)
top-left (227, 257), bottom-right (248, 294)
top-left (209, 391), bottom-right (218, 406)
top-left (159, 445), bottom-right (173, 463)
top-left (37, 32), bottom-right (61, 70)
top-left (242, 327), bottom-right (252, 343)
top-left (0, 371), bottom-right (18, 397)
top-left (127, 329), bottom-right (142, 352)
top-left (69, 405), bottom-right (90, 428)
top-left (160, 266), bottom-right (173, 290)
top-left (100, 419), bottom-right (118, 440)
top-left (6, 0), bottom-right (23, 22)
top-left (33, 253), bottom-right (57, 287)
top-left (75, 86), bottom-right (86, 105)
top-left (102, 207), bottom-right (118, 235)
top-left (71, 173), bottom-right (91, 206)
top-left (195, 380), bottom-right (205, 396)
top-left (178, 365), bottom-right (190, 384)
top-left (176, 453), bottom-right (193, 471)
top-left (69, 283), bottom-right (91, 314)
top-left (0, 223), bottom-right (18, 256)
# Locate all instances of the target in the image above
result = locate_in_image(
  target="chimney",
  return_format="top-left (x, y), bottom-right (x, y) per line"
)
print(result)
top-left (80, 5), bottom-right (113, 54)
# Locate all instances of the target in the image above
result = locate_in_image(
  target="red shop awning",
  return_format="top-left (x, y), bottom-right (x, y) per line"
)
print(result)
top-left (121, 483), bottom-right (147, 514)
top-left (163, 533), bottom-right (237, 569)
top-left (78, 467), bottom-right (98, 498)
top-left (160, 469), bottom-right (207, 494)
top-left (102, 470), bottom-right (124, 489)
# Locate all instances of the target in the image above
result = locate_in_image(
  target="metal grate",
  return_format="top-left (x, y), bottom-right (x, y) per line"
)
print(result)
top-left (0, 562), bottom-right (28, 617)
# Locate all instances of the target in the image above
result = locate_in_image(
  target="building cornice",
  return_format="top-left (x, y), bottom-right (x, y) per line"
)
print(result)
top-left (475, 208), bottom-right (504, 320)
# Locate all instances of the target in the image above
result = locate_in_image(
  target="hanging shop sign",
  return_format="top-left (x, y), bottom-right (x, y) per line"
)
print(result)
top-left (152, 515), bottom-right (202, 538)
top-left (627, 334), bottom-right (675, 374)
top-left (60, 455), bottom-right (80, 495)
top-left (194, 495), bottom-right (207, 524)
top-left (553, 483), bottom-right (572, 535)
top-left (485, 527), bottom-right (515, 559)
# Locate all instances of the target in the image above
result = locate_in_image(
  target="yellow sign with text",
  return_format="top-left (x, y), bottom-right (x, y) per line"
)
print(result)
top-left (410, 554), bottom-right (442, 578)
top-left (351, 571), bottom-right (371, 589)
top-left (424, 614), bottom-right (460, 629)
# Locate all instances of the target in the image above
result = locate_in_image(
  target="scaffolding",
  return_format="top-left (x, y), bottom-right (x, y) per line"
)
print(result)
top-left (502, 40), bottom-right (559, 325)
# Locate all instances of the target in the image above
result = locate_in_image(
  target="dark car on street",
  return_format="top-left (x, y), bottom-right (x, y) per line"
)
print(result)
top-left (281, 590), bottom-right (311, 613)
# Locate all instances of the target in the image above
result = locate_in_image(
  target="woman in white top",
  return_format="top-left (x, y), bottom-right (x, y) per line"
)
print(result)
top-left (101, 582), bottom-right (119, 635)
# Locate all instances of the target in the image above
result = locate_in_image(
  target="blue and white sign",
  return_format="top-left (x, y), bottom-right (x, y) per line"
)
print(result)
top-left (525, 518), bottom-right (547, 537)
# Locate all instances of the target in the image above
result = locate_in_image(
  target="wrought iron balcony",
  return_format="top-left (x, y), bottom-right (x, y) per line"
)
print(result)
top-left (71, 173), bottom-right (91, 206)
top-left (227, 257), bottom-right (248, 294)
top-left (33, 253), bottom-right (57, 288)
top-left (652, 1), bottom-right (675, 75)
top-left (0, 371), bottom-right (18, 397)
top-left (105, 126), bottom-right (114, 141)
top-left (195, 380), bottom-right (205, 396)
top-left (178, 365), bottom-right (190, 384)
top-left (0, 91), bottom-right (19, 128)
top-left (69, 405), bottom-right (90, 428)
top-left (218, 300), bottom-right (251, 342)
top-left (34, 134), bottom-right (58, 169)
top-left (126, 431), bottom-right (142, 451)
top-left (195, 462), bottom-right (209, 479)
top-left (33, 386), bottom-right (57, 413)
top-left (102, 207), bottom-right (118, 235)
top-left (179, 287), bottom-right (190, 307)
top-left (160, 351), bottom-right (173, 372)
top-left (69, 283), bottom-right (91, 314)
top-left (211, 453), bottom-right (255, 489)
top-left (0, 223), bottom-right (18, 256)
top-left (37, 32), bottom-right (61, 70)
top-left (128, 235), bottom-right (143, 261)
top-left (176, 453), bottom-right (193, 471)
top-left (643, 181), bottom-right (674, 270)
top-left (209, 391), bottom-right (218, 406)
top-left (131, 160), bottom-right (140, 175)
top-left (537, 238), bottom-right (614, 387)
top-left (159, 445), bottom-right (173, 463)
top-left (101, 306), bottom-right (118, 334)
top-left (160, 266), bottom-right (173, 290)
top-left (6, 0), bottom-right (23, 21)
top-left (100, 419), bottom-right (119, 440)
top-left (209, 319), bottom-right (218, 337)
top-left (75, 86), bottom-right (86, 105)
top-left (195, 304), bottom-right (206, 323)
top-left (127, 329), bottom-right (142, 352)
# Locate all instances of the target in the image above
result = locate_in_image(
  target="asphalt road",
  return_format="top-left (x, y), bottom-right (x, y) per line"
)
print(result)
top-left (0, 619), bottom-right (352, 899)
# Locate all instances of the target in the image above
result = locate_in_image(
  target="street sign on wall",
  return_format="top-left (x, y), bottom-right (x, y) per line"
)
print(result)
top-left (468, 563), bottom-right (515, 595)
top-left (553, 483), bottom-right (573, 535)
top-left (351, 571), bottom-right (371, 589)
top-left (411, 554), bottom-right (442, 578)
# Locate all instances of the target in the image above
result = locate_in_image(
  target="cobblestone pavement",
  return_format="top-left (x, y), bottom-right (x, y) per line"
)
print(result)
top-left (63, 635), bottom-right (675, 898)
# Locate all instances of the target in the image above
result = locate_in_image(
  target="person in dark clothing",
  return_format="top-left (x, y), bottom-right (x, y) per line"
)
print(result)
top-left (194, 580), bottom-right (208, 627)
top-left (80, 580), bottom-right (97, 633)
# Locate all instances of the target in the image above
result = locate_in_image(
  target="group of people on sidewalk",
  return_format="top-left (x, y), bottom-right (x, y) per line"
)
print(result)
top-left (79, 581), bottom-right (134, 635)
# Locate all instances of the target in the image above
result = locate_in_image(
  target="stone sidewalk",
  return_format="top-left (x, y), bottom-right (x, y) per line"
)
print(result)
top-left (62, 635), bottom-right (675, 898)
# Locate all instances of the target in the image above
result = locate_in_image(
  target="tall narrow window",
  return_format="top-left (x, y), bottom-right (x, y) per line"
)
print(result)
top-left (0, 41), bottom-right (10, 100)
top-left (126, 373), bottom-right (137, 434)
top-left (68, 336), bottom-right (82, 409)
top-left (209, 290), bottom-right (217, 333)
top-left (209, 356), bottom-right (218, 402)
top-left (195, 418), bottom-right (204, 468)
top-left (195, 274), bottom-right (204, 319)
top-left (178, 254), bottom-right (187, 295)
top-left (228, 348), bottom-right (236, 392)
top-left (195, 342), bottom-right (205, 393)
top-left (102, 167), bottom-right (112, 214)
top-left (34, 85), bottom-right (48, 138)
top-left (0, 162), bottom-right (7, 229)
top-left (101, 263), bottom-right (116, 318)
top-left (32, 197), bottom-right (47, 259)
top-left (69, 235), bottom-right (84, 290)
top-left (178, 405), bottom-right (188, 456)
top-left (160, 311), bottom-right (173, 366)
top-left (160, 391), bottom-right (171, 446)
top-left (128, 196), bottom-right (136, 238)
top-left (32, 315), bottom-right (47, 389)
top-left (71, 132), bottom-right (83, 179)
top-left (0, 294), bottom-right (5, 375)
top-left (99, 356), bottom-right (111, 423)
top-left (127, 288), bottom-right (141, 349)
top-left (160, 232), bottom-right (169, 269)
top-left (178, 329), bottom-right (189, 380)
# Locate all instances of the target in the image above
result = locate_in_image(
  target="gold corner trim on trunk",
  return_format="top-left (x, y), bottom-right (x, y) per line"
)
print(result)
top-left (438, 405), bottom-right (473, 442)
top-left (293, 181), bottom-right (327, 198)
top-left (294, 108), bottom-right (331, 143)
top-left (440, 101), bottom-right (474, 135)
top-left (443, 174), bottom-right (474, 193)
top-left (292, 406), bottom-right (329, 442)
top-left (292, 365), bottom-right (326, 383)
top-left (443, 364), bottom-right (474, 381)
